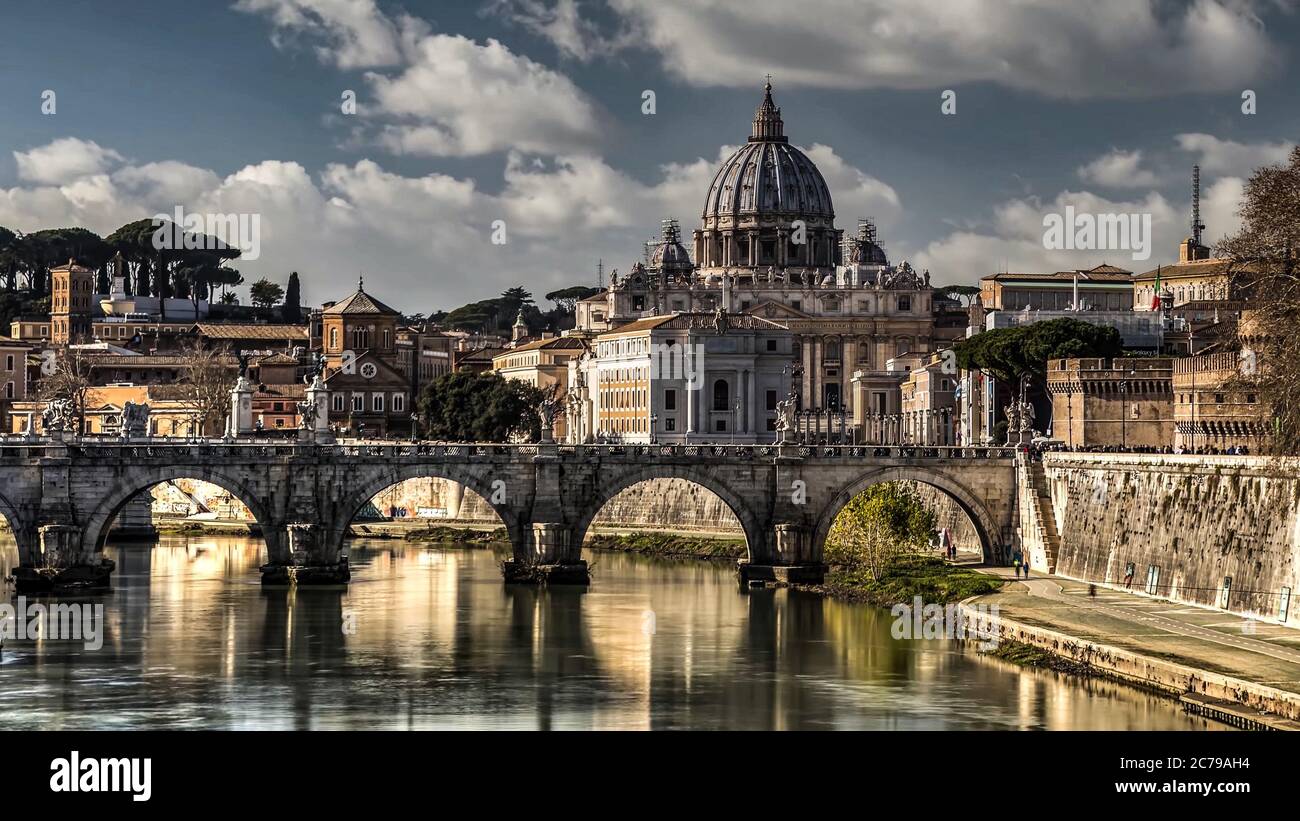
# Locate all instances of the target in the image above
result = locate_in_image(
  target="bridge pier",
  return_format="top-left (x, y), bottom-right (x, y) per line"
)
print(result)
top-left (260, 523), bottom-right (350, 586)
top-left (737, 523), bottom-right (826, 584)
top-left (502, 522), bottom-right (590, 585)
top-left (107, 494), bottom-right (159, 543)
top-left (13, 524), bottom-right (115, 592)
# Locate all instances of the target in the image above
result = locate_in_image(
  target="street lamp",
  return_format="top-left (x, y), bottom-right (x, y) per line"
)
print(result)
top-left (650, 413), bottom-right (658, 444)
top-left (409, 411), bottom-right (420, 442)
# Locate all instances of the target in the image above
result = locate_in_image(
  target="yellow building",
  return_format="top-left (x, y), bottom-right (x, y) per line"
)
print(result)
top-left (492, 335), bottom-right (588, 440)
top-left (10, 384), bottom-right (223, 437)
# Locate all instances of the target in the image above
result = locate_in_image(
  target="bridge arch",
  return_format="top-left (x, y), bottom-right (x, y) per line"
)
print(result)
top-left (0, 489), bottom-right (34, 565)
top-left (329, 464), bottom-right (528, 559)
top-left (82, 466), bottom-right (279, 557)
top-left (812, 467), bottom-right (1002, 565)
top-left (571, 464), bottom-right (765, 560)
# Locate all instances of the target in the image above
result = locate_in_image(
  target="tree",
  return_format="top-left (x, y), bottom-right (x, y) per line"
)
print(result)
top-left (417, 371), bottom-right (545, 442)
top-left (37, 350), bottom-right (92, 435)
top-left (545, 285), bottom-right (601, 314)
top-left (249, 278), bottom-right (284, 310)
top-left (954, 318), bottom-right (1123, 385)
top-left (1217, 146), bottom-right (1300, 453)
top-left (937, 285), bottom-right (980, 306)
top-left (282, 271), bottom-right (302, 323)
top-left (175, 341), bottom-right (238, 436)
top-left (825, 482), bottom-right (937, 581)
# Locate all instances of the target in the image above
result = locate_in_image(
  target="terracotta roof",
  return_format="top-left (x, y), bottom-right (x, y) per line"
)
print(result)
top-left (193, 323), bottom-right (308, 340)
top-left (1132, 258), bottom-right (1255, 282)
top-left (498, 336), bottom-right (588, 354)
top-left (984, 267), bottom-right (1133, 283)
top-left (458, 347), bottom-right (503, 363)
top-left (255, 353), bottom-right (299, 365)
top-left (256, 384), bottom-right (307, 399)
top-left (600, 312), bottom-right (789, 336)
top-left (83, 354), bottom-right (238, 368)
top-left (321, 284), bottom-right (399, 316)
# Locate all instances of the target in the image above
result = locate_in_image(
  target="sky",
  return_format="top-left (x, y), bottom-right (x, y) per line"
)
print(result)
top-left (1, 0), bottom-right (1298, 314)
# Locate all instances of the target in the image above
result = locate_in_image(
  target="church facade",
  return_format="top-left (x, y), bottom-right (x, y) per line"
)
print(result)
top-left (573, 82), bottom-right (938, 427)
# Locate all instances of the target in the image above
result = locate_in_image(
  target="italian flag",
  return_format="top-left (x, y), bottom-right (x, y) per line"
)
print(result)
top-left (1150, 266), bottom-right (1161, 311)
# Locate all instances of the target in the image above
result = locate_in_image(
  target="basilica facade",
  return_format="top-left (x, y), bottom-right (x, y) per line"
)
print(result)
top-left (573, 82), bottom-right (938, 424)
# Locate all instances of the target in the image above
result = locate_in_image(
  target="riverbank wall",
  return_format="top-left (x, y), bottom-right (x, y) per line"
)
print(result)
top-left (1026, 453), bottom-right (1300, 626)
top-left (959, 604), bottom-right (1300, 729)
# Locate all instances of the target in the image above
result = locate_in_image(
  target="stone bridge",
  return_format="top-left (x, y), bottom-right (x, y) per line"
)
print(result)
top-left (0, 437), bottom-right (1019, 591)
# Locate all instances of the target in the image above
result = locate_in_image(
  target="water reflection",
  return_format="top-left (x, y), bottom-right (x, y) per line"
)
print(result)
top-left (0, 534), bottom-right (1223, 730)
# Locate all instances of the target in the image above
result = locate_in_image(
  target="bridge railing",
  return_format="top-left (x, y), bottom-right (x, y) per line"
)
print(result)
top-left (0, 435), bottom-right (1017, 462)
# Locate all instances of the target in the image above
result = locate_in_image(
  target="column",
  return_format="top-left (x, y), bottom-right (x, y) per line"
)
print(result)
top-left (801, 336), bottom-right (813, 406)
top-left (261, 523), bottom-right (350, 586)
top-left (812, 337), bottom-right (823, 409)
top-left (13, 524), bottom-right (113, 593)
top-left (745, 368), bottom-right (755, 434)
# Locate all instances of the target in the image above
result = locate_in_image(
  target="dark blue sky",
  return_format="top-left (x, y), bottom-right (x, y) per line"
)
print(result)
top-left (2, 0), bottom-right (1297, 309)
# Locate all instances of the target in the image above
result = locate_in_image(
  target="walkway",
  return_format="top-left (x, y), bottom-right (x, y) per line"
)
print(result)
top-left (977, 567), bottom-right (1300, 697)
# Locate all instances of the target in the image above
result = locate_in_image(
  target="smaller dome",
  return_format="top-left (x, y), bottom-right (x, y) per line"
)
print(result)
top-left (647, 219), bottom-right (694, 274)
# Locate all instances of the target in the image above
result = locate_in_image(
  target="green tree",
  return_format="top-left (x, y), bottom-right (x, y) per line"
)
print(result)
top-left (826, 482), bottom-right (937, 580)
top-left (954, 317), bottom-right (1123, 385)
top-left (545, 285), bottom-right (600, 313)
top-left (417, 371), bottom-right (545, 442)
top-left (283, 271), bottom-right (302, 323)
top-left (1217, 146), bottom-right (1300, 453)
top-left (249, 278), bottom-right (284, 309)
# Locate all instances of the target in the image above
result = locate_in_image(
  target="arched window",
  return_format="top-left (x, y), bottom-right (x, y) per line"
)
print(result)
top-left (329, 327), bottom-right (339, 349)
top-left (713, 379), bottom-right (730, 411)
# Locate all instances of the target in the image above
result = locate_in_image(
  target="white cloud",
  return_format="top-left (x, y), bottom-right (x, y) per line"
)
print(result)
top-left (239, 1), bottom-right (606, 157)
top-left (589, 0), bottom-right (1283, 98)
top-left (1, 136), bottom-right (897, 310)
top-left (1077, 149), bottom-right (1160, 188)
top-left (914, 189), bottom-right (1183, 283)
top-left (364, 34), bottom-right (605, 157)
top-left (488, 0), bottom-right (635, 62)
top-left (13, 138), bottom-right (124, 186)
top-left (1174, 133), bottom-right (1295, 178)
top-left (233, 0), bottom-right (420, 68)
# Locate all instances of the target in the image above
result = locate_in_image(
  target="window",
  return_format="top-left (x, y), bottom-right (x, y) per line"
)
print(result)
top-left (372, 393), bottom-right (384, 413)
top-left (1145, 565), bottom-right (1160, 595)
top-left (767, 418), bottom-right (776, 431)
top-left (665, 389), bottom-right (676, 411)
top-left (899, 297), bottom-right (912, 311)
top-left (665, 418), bottom-right (676, 431)
top-left (1247, 394), bottom-right (1257, 404)
top-left (333, 394), bottom-right (344, 412)
top-left (790, 301), bottom-right (801, 311)
top-left (5, 355), bottom-right (12, 371)
top-left (352, 393), bottom-right (364, 412)
top-left (1215, 393), bottom-right (1225, 404)
top-left (712, 379), bottom-right (730, 411)
top-left (392, 393), bottom-right (405, 413)
top-left (715, 419), bottom-right (727, 432)
top-left (330, 328), bottom-right (339, 349)
top-left (766, 339), bottom-right (777, 352)
top-left (766, 390), bottom-right (777, 411)
top-left (274, 418), bottom-right (285, 428)
top-left (4, 382), bottom-right (11, 399)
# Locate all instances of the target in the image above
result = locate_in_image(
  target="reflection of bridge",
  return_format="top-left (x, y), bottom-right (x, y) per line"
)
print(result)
top-left (0, 437), bottom-right (1019, 591)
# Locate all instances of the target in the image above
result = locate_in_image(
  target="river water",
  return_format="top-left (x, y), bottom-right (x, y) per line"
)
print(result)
top-left (0, 534), bottom-right (1222, 730)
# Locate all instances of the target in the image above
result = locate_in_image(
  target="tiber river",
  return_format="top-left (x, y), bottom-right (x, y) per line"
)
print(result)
top-left (0, 534), bottom-right (1223, 730)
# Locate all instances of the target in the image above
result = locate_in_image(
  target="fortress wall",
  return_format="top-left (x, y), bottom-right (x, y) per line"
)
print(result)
top-left (1042, 453), bottom-right (1300, 625)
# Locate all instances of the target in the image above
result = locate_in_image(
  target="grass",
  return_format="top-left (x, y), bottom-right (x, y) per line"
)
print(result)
top-left (584, 531), bottom-right (746, 559)
top-left (809, 554), bottom-right (1004, 607)
top-left (400, 526), bottom-right (510, 545)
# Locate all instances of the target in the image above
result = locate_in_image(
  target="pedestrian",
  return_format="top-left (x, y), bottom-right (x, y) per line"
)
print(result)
top-left (1013, 551), bottom-right (1022, 578)
top-left (1023, 558), bottom-right (1030, 579)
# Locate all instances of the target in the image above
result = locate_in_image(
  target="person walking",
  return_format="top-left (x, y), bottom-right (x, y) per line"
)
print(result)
top-left (1013, 551), bottom-right (1022, 578)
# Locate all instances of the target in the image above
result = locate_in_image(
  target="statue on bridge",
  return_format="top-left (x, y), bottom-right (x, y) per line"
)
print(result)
top-left (296, 397), bottom-right (316, 430)
top-left (774, 393), bottom-right (798, 443)
top-left (41, 398), bottom-right (76, 434)
top-left (121, 401), bottom-right (150, 438)
top-left (537, 394), bottom-right (560, 443)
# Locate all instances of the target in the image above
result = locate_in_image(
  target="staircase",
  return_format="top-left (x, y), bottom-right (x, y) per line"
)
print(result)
top-left (1023, 460), bottom-right (1062, 573)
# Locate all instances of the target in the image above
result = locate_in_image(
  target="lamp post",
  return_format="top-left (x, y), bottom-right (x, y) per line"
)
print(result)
top-left (410, 412), bottom-right (420, 442)
top-left (650, 413), bottom-right (658, 445)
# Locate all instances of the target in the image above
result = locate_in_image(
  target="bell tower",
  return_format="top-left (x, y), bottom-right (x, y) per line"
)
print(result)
top-left (50, 258), bottom-right (95, 345)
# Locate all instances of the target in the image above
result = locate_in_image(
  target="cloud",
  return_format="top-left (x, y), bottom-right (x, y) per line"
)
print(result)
top-left (239, 1), bottom-right (606, 157)
top-left (233, 0), bottom-right (419, 68)
top-left (570, 0), bottom-right (1285, 98)
top-left (1174, 133), bottom-right (1296, 178)
top-left (13, 138), bottom-right (125, 186)
top-left (1077, 149), bottom-right (1160, 188)
top-left (913, 189), bottom-right (1183, 282)
top-left (0, 136), bottom-right (897, 310)
top-left (487, 0), bottom-right (636, 62)
top-left (365, 34), bottom-right (605, 157)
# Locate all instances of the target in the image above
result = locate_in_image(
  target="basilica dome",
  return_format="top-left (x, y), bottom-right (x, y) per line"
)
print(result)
top-left (700, 81), bottom-right (834, 225)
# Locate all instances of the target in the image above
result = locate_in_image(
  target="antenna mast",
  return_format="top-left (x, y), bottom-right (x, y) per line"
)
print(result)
top-left (597, 258), bottom-right (604, 288)
top-left (1191, 165), bottom-right (1205, 246)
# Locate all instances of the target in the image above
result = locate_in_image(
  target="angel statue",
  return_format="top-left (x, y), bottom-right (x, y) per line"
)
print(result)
top-left (296, 397), bottom-right (317, 430)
